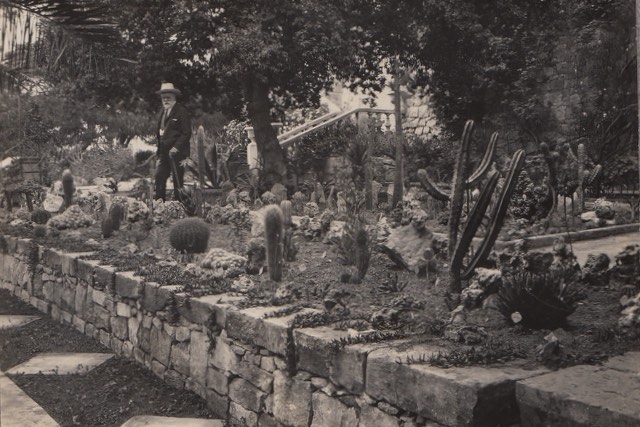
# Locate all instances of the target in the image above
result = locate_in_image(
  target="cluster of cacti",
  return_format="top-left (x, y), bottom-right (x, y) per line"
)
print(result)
top-left (47, 205), bottom-right (92, 229)
top-left (261, 191), bottom-right (277, 205)
top-left (152, 200), bottom-right (186, 224)
top-left (540, 142), bottom-right (602, 216)
top-left (280, 200), bottom-right (297, 262)
top-left (30, 208), bottom-right (51, 224)
top-left (200, 248), bottom-right (246, 278)
top-left (126, 200), bottom-right (149, 222)
top-left (417, 120), bottom-right (524, 293)
top-left (263, 205), bottom-right (284, 281)
top-left (61, 169), bottom-right (75, 208)
top-left (169, 217), bottom-right (211, 253)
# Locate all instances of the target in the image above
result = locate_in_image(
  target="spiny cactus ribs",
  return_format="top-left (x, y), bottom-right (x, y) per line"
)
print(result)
top-left (109, 203), bottom-right (123, 231)
top-left (264, 205), bottom-right (284, 281)
top-left (169, 218), bottom-right (211, 253)
top-left (61, 169), bottom-right (75, 207)
top-left (101, 217), bottom-right (114, 238)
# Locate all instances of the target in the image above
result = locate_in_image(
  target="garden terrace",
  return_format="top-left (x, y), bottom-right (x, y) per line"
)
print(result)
top-left (1, 233), bottom-right (639, 426)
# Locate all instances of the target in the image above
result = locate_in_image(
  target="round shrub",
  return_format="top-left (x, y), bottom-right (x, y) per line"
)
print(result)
top-left (169, 218), bottom-right (211, 253)
top-left (33, 225), bottom-right (47, 238)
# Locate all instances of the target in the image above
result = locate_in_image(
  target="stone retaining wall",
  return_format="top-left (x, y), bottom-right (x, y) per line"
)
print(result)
top-left (0, 236), bottom-right (549, 427)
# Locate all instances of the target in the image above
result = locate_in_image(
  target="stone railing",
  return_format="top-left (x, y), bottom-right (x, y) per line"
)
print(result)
top-left (0, 236), bottom-right (549, 427)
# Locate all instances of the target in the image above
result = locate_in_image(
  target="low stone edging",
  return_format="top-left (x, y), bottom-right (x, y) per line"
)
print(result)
top-left (0, 235), bottom-right (551, 427)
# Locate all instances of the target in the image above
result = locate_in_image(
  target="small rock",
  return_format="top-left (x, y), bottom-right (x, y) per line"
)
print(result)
top-left (377, 401), bottom-right (399, 416)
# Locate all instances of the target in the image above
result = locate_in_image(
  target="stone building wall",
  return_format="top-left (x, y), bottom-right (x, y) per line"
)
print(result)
top-left (1, 236), bottom-right (549, 427)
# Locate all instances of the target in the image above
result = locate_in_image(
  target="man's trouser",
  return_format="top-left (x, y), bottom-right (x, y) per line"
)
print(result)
top-left (154, 152), bottom-right (186, 201)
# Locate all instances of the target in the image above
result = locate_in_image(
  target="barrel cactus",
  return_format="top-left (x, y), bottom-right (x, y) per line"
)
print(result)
top-left (169, 218), bottom-right (211, 253)
top-left (31, 208), bottom-right (51, 225)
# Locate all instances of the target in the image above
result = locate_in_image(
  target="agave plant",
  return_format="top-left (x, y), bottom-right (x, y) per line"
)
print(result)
top-left (496, 269), bottom-right (583, 329)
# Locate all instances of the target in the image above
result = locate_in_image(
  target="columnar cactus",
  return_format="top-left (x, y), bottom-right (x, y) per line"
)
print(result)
top-left (263, 205), bottom-right (284, 281)
top-left (101, 217), bottom-right (114, 238)
top-left (417, 120), bottom-right (524, 293)
top-left (61, 169), bottom-right (75, 208)
top-left (280, 200), bottom-right (297, 261)
top-left (109, 203), bottom-right (123, 231)
top-left (169, 218), bottom-right (211, 253)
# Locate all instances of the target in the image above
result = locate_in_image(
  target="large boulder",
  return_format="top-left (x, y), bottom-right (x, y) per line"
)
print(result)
top-left (379, 224), bottom-right (434, 274)
top-left (582, 253), bottom-right (610, 286)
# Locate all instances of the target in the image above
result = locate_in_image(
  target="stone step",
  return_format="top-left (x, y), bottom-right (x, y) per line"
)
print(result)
top-left (6, 353), bottom-right (113, 375)
top-left (120, 415), bottom-right (225, 427)
top-left (516, 352), bottom-right (640, 427)
top-left (0, 315), bottom-right (39, 329)
top-left (0, 371), bottom-right (59, 427)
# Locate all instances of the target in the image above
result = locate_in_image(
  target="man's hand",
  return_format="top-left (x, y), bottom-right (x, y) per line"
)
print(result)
top-left (169, 147), bottom-right (179, 157)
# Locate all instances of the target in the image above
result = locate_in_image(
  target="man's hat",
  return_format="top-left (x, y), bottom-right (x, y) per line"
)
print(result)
top-left (156, 82), bottom-right (182, 96)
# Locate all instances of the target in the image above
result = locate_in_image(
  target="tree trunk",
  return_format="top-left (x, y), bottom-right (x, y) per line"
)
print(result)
top-left (391, 63), bottom-right (404, 208)
top-left (245, 75), bottom-right (287, 189)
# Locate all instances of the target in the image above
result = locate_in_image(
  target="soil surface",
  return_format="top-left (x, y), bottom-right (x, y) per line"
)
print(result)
top-left (0, 289), bottom-right (217, 427)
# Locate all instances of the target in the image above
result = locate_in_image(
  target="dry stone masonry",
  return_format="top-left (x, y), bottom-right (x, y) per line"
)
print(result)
top-left (1, 236), bottom-right (637, 427)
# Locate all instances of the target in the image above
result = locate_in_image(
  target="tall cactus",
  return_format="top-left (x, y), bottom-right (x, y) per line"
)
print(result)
top-left (264, 205), bottom-right (284, 281)
top-left (417, 120), bottom-right (497, 259)
top-left (61, 169), bottom-right (75, 209)
top-left (417, 120), bottom-right (523, 293)
top-left (196, 125), bottom-right (207, 188)
top-left (280, 200), bottom-right (297, 261)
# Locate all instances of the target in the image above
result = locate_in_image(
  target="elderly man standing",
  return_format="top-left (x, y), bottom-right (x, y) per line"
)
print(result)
top-left (154, 82), bottom-right (192, 201)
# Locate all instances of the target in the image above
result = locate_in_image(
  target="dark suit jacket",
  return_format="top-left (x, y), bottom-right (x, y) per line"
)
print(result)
top-left (157, 102), bottom-right (192, 156)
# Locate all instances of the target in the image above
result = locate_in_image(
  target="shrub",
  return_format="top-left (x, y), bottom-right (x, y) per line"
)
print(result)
top-left (33, 225), bottom-right (47, 238)
top-left (496, 270), bottom-right (583, 329)
top-left (169, 218), bottom-right (210, 253)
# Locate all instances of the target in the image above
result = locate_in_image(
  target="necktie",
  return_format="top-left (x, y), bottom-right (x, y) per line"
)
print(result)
top-left (161, 108), bottom-right (169, 129)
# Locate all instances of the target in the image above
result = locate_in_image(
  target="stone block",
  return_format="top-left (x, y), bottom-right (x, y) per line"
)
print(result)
top-left (235, 360), bottom-right (273, 393)
top-left (310, 392), bottom-right (358, 427)
top-left (41, 248), bottom-right (63, 271)
top-left (111, 316), bottom-right (129, 340)
top-left (98, 329), bottom-right (111, 348)
top-left (60, 253), bottom-right (79, 277)
top-left (127, 316), bottom-right (140, 347)
top-left (94, 264), bottom-right (116, 292)
top-left (185, 377), bottom-right (207, 399)
top-left (151, 359), bottom-right (166, 379)
top-left (164, 369), bottom-right (186, 389)
top-left (60, 285), bottom-right (76, 313)
top-left (115, 271), bottom-right (142, 299)
top-left (294, 327), bottom-right (350, 377)
top-left (258, 413), bottom-right (280, 427)
top-left (229, 377), bottom-right (267, 413)
top-left (358, 404), bottom-right (400, 427)
top-left (516, 364), bottom-right (640, 427)
top-left (207, 367), bottom-right (229, 396)
top-left (176, 326), bottom-right (191, 342)
top-left (133, 347), bottom-right (146, 365)
top-left (272, 370), bottom-right (312, 427)
top-left (330, 342), bottom-right (379, 394)
top-left (149, 324), bottom-right (172, 366)
top-left (171, 341), bottom-right (191, 376)
top-left (366, 344), bottom-right (548, 427)
top-left (85, 323), bottom-right (97, 339)
top-left (74, 285), bottom-right (87, 317)
top-left (34, 298), bottom-right (49, 314)
top-left (116, 302), bottom-right (132, 318)
top-left (227, 306), bottom-right (321, 356)
top-left (92, 305), bottom-right (111, 331)
top-left (111, 336), bottom-right (124, 355)
top-left (61, 309), bottom-right (72, 324)
top-left (196, 293), bottom-right (246, 328)
top-left (76, 259), bottom-right (95, 286)
top-left (604, 352), bottom-right (640, 375)
top-left (209, 333), bottom-right (240, 372)
top-left (72, 315), bottom-right (86, 334)
top-left (206, 389), bottom-right (229, 418)
top-left (141, 283), bottom-right (180, 312)
top-left (122, 341), bottom-right (134, 359)
top-left (229, 401), bottom-right (258, 427)
top-left (176, 293), bottom-right (214, 325)
top-left (190, 331), bottom-right (210, 386)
